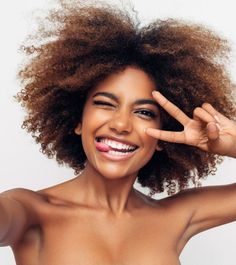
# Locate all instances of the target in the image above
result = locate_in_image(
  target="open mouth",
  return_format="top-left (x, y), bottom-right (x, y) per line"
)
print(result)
top-left (95, 137), bottom-right (139, 157)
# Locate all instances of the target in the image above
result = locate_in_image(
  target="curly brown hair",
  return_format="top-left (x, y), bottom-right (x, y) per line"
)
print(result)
top-left (15, 0), bottom-right (236, 196)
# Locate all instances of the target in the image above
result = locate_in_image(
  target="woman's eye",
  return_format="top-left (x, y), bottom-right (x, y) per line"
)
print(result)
top-left (136, 109), bottom-right (157, 119)
top-left (93, 100), bottom-right (114, 107)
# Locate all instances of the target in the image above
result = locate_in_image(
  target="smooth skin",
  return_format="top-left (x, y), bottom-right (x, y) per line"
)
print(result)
top-left (0, 67), bottom-right (236, 265)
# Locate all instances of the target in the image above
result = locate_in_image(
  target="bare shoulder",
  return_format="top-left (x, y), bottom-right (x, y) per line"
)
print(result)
top-left (1, 187), bottom-right (48, 205)
top-left (134, 188), bottom-right (196, 224)
top-left (36, 179), bottom-right (80, 207)
top-left (133, 189), bottom-right (200, 255)
top-left (1, 185), bottom-right (76, 230)
top-left (156, 186), bottom-right (208, 209)
top-left (2, 188), bottom-right (49, 214)
top-left (152, 187), bottom-right (202, 220)
top-left (154, 184), bottom-right (236, 241)
top-left (146, 189), bottom-right (199, 230)
top-left (148, 189), bottom-right (201, 254)
top-left (140, 188), bottom-right (197, 210)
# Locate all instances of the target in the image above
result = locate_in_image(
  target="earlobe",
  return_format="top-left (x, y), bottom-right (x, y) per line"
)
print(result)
top-left (74, 123), bottom-right (82, 135)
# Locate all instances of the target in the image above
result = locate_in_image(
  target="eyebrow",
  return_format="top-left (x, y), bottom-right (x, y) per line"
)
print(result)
top-left (92, 92), bottom-right (159, 107)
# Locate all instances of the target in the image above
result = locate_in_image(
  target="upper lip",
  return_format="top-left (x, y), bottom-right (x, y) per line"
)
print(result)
top-left (95, 135), bottom-right (139, 148)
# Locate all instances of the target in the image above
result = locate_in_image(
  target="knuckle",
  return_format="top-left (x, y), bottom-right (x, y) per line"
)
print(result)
top-left (161, 99), bottom-right (169, 108)
top-left (173, 106), bottom-right (180, 115)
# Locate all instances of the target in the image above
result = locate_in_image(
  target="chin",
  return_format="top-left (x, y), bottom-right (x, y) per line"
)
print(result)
top-left (95, 166), bottom-right (137, 181)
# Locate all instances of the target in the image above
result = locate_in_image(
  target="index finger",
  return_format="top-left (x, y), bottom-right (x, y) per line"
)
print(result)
top-left (152, 91), bottom-right (191, 125)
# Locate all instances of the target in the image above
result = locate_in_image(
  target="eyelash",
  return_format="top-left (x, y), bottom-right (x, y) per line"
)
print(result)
top-left (93, 100), bottom-right (157, 119)
top-left (93, 100), bottom-right (113, 107)
top-left (137, 109), bottom-right (157, 118)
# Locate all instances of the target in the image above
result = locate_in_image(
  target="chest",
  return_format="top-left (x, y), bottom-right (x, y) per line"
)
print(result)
top-left (14, 208), bottom-right (184, 265)
top-left (42, 232), bottom-right (179, 264)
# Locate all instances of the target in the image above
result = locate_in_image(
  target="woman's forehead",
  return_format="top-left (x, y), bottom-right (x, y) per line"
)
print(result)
top-left (89, 67), bottom-right (157, 99)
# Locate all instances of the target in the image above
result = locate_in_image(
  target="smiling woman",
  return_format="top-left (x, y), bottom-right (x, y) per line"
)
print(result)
top-left (74, 67), bottom-right (161, 181)
top-left (13, 0), bottom-right (236, 195)
top-left (1, 0), bottom-right (236, 265)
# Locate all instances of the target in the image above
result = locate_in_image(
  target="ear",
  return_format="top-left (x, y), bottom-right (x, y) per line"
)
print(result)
top-left (74, 123), bottom-right (82, 135)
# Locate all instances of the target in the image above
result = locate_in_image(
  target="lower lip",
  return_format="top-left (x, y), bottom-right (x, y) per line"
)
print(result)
top-left (95, 141), bottom-right (138, 162)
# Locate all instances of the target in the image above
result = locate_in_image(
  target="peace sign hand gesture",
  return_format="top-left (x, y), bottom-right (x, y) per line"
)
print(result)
top-left (146, 91), bottom-right (236, 158)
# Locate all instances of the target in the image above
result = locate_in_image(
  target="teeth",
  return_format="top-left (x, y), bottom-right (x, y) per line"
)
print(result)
top-left (108, 150), bottom-right (129, 156)
top-left (99, 138), bottom-right (136, 151)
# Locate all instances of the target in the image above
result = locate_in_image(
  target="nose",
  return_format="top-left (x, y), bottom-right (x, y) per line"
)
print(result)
top-left (108, 109), bottom-right (132, 134)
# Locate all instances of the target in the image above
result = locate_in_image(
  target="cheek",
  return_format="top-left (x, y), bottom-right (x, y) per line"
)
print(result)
top-left (83, 104), bottom-right (111, 122)
top-left (136, 122), bottom-right (158, 147)
top-left (144, 134), bottom-right (158, 152)
top-left (140, 117), bottom-right (161, 138)
top-left (81, 105), bottom-right (109, 128)
top-left (81, 109), bottom-right (112, 140)
top-left (92, 111), bottom-right (112, 123)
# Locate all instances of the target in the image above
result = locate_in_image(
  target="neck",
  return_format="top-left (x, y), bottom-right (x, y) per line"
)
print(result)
top-left (76, 163), bottom-right (139, 216)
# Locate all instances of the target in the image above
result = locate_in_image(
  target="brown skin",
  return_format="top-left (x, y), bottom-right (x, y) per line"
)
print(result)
top-left (1, 67), bottom-right (236, 265)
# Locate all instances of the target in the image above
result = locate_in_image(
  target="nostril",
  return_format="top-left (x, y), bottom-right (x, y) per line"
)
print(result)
top-left (108, 115), bottom-right (132, 132)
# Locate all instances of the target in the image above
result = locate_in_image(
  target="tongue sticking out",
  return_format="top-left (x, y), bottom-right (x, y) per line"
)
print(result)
top-left (95, 141), bottom-right (111, 152)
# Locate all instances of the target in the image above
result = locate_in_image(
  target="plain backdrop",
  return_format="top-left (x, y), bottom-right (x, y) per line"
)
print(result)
top-left (0, 0), bottom-right (236, 264)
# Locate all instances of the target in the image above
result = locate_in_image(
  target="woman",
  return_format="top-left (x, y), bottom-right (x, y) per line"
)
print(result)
top-left (0, 1), bottom-right (236, 264)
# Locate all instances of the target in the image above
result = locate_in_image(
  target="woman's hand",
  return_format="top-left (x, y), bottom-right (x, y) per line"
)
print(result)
top-left (146, 91), bottom-right (236, 158)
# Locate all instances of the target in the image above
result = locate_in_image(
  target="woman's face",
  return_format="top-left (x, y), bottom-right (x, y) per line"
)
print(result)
top-left (75, 66), bottom-right (161, 180)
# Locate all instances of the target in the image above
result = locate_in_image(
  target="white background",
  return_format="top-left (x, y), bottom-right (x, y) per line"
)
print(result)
top-left (0, 0), bottom-right (236, 264)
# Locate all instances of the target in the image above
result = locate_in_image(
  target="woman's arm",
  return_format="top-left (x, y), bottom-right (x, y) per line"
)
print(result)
top-left (0, 193), bottom-right (28, 246)
top-left (146, 90), bottom-right (236, 237)
top-left (174, 183), bottom-right (236, 240)
top-left (0, 188), bottom-right (44, 247)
